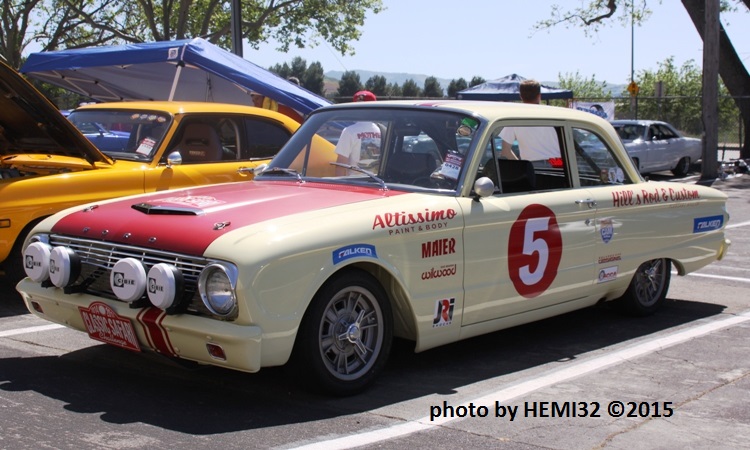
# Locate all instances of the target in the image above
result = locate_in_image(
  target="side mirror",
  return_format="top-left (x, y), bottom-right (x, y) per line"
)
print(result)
top-left (473, 176), bottom-right (495, 200)
top-left (166, 151), bottom-right (183, 167)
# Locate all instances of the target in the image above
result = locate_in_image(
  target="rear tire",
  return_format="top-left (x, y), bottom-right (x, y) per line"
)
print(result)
top-left (290, 269), bottom-right (392, 396)
top-left (616, 259), bottom-right (671, 317)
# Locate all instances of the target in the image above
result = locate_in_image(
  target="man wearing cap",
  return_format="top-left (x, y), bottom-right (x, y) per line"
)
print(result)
top-left (334, 91), bottom-right (380, 175)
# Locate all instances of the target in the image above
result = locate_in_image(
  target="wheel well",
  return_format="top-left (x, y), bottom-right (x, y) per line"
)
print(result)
top-left (4, 216), bottom-right (47, 266)
top-left (338, 262), bottom-right (418, 342)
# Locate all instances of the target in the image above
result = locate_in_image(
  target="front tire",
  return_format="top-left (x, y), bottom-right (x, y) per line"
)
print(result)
top-left (672, 157), bottom-right (690, 177)
top-left (616, 259), bottom-right (671, 316)
top-left (291, 269), bottom-right (392, 396)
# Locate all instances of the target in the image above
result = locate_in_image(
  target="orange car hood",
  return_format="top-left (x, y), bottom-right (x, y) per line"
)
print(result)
top-left (0, 60), bottom-right (113, 167)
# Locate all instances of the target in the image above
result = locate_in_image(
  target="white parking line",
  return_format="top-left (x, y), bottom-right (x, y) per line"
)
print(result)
top-left (687, 272), bottom-right (750, 283)
top-left (727, 220), bottom-right (750, 229)
top-left (290, 311), bottom-right (750, 450)
top-left (0, 324), bottom-right (65, 338)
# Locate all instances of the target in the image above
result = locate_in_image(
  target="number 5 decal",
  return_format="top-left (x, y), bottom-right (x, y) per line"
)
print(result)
top-left (508, 204), bottom-right (562, 298)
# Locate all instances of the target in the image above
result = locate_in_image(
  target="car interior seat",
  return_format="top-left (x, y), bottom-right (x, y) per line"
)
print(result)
top-left (175, 123), bottom-right (223, 163)
top-left (482, 159), bottom-right (536, 193)
top-left (385, 152), bottom-right (439, 185)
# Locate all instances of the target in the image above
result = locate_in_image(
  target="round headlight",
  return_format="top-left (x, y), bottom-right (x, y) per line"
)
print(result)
top-left (198, 263), bottom-right (237, 317)
top-left (49, 246), bottom-right (81, 288)
top-left (24, 242), bottom-right (52, 282)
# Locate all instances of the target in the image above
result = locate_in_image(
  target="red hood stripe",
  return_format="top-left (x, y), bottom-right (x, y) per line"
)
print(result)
top-left (51, 181), bottom-right (404, 255)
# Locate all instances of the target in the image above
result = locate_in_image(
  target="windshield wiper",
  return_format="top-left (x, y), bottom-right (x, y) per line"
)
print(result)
top-left (258, 167), bottom-right (303, 182)
top-left (330, 162), bottom-right (388, 191)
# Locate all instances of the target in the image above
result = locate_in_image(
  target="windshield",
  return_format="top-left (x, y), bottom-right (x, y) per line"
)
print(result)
top-left (67, 109), bottom-right (172, 161)
top-left (260, 107), bottom-right (481, 192)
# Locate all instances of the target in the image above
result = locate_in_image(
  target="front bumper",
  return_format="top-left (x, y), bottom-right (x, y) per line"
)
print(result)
top-left (17, 278), bottom-right (263, 373)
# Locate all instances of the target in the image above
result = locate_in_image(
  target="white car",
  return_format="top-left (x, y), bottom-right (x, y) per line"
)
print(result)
top-left (17, 101), bottom-right (730, 395)
top-left (611, 120), bottom-right (702, 177)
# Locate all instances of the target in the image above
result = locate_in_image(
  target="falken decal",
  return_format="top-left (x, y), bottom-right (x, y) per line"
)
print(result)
top-left (332, 244), bottom-right (377, 264)
top-left (433, 298), bottom-right (455, 327)
top-left (693, 215), bottom-right (723, 233)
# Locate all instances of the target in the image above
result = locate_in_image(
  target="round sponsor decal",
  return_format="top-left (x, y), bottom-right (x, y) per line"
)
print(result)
top-left (600, 218), bottom-right (614, 244)
top-left (508, 204), bottom-right (562, 298)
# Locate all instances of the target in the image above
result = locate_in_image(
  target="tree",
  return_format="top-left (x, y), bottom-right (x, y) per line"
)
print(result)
top-left (336, 70), bottom-right (363, 98)
top-left (447, 78), bottom-right (468, 98)
top-left (386, 82), bottom-right (402, 97)
top-left (303, 62), bottom-right (326, 96)
top-left (469, 76), bottom-right (486, 87)
top-left (268, 56), bottom-right (326, 96)
top-left (1, 0), bottom-right (130, 68)
top-left (365, 75), bottom-right (388, 97)
top-left (535, 0), bottom-right (750, 159)
top-left (401, 79), bottom-right (421, 98)
top-left (557, 71), bottom-right (611, 99)
top-left (3, 0), bottom-right (384, 70)
top-left (423, 76), bottom-right (444, 98)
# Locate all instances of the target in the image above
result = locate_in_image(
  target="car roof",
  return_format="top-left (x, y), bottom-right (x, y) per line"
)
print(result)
top-left (314, 100), bottom-right (616, 132)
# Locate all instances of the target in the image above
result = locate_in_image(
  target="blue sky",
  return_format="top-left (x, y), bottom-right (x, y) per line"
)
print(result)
top-left (245, 0), bottom-right (750, 85)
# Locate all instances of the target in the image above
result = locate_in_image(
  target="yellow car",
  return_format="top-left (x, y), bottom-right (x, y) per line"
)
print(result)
top-left (0, 60), bottom-right (301, 284)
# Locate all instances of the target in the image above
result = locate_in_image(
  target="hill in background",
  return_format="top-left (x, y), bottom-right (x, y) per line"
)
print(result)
top-left (323, 70), bottom-right (625, 98)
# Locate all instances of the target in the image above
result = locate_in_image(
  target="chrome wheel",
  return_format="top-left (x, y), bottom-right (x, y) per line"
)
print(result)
top-left (291, 269), bottom-right (392, 395)
top-left (319, 286), bottom-right (384, 381)
top-left (632, 259), bottom-right (668, 307)
top-left (617, 259), bottom-right (671, 316)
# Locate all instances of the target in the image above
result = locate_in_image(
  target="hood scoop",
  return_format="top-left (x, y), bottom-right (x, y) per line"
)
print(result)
top-left (131, 202), bottom-right (204, 216)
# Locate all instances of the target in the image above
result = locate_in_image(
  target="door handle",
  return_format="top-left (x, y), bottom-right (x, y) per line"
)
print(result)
top-left (575, 199), bottom-right (597, 208)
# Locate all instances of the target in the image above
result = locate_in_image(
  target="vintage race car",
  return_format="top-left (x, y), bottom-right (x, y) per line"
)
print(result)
top-left (0, 59), bottom-right (304, 284)
top-left (612, 119), bottom-right (702, 177)
top-left (17, 100), bottom-right (730, 395)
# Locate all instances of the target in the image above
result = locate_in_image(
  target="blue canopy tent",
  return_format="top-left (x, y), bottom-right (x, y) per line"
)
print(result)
top-left (456, 74), bottom-right (573, 101)
top-left (21, 38), bottom-right (330, 115)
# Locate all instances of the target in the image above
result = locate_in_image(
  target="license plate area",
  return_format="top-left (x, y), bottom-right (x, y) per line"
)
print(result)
top-left (79, 301), bottom-right (141, 352)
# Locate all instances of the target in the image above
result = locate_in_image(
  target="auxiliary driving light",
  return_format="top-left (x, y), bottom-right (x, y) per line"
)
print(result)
top-left (110, 258), bottom-right (147, 302)
top-left (23, 242), bottom-right (52, 282)
top-left (49, 246), bottom-right (81, 288)
top-left (147, 263), bottom-right (185, 312)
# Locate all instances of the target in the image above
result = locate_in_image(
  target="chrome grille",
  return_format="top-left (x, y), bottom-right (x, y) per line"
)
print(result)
top-left (48, 234), bottom-right (211, 315)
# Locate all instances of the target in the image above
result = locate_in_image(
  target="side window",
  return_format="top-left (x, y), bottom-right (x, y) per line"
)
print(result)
top-left (572, 128), bottom-right (632, 186)
top-left (242, 119), bottom-right (292, 159)
top-left (481, 126), bottom-right (570, 194)
top-left (657, 124), bottom-right (677, 140)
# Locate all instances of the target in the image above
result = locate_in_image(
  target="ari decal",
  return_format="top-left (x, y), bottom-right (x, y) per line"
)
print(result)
top-left (508, 204), bottom-right (562, 298)
top-left (433, 298), bottom-right (455, 327)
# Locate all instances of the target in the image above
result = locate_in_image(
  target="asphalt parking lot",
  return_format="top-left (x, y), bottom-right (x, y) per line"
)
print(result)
top-left (0, 172), bottom-right (748, 449)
